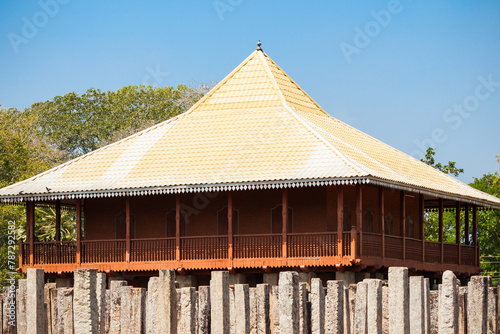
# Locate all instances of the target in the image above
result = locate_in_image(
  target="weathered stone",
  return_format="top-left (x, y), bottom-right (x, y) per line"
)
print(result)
top-left (257, 284), bottom-right (271, 334)
top-left (355, 272), bottom-right (371, 283)
top-left (388, 267), bottom-right (409, 334)
top-left (120, 286), bottom-right (146, 334)
top-left (299, 272), bottom-right (317, 291)
top-left (381, 285), bottom-right (388, 334)
top-left (271, 285), bottom-right (280, 334)
top-left (52, 288), bottom-right (74, 334)
top-left (410, 276), bottom-right (425, 334)
top-left (343, 286), bottom-right (350, 334)
top-left (263, 273), bottom-right (279, 287)
top-left (176, 288), bottom-right (182, 331)
top-left (159, 269), bottom-right (178, 334)
top-left (335, 272), bottom-right (355, 286)
top-left (298, 282), bottom-right (309, 334)
top-left (55, 278), bottom-right (72, 287)
top-left (458, 287), bottom-right (467, 334)
top-left (429, 290), bottom-right (439, 334)
top-left (310, 278), bottom-right (325, 334)
top-left (354, 281), bottom-right (367, 334)
top-left (27, 268), bottom-right (45, 334)
top-left (366, 279), bottom-right (383, 334)
top-left (211, 271), bottom-right (230, 334)
top-left (467, 276), bottom-right (490, 334)
top-left (250, 287), bottom-right (258, 333)
top-left (109, 280), bottom-right (127, 334)
top-left (487, 287), bottom-right (497, 334)
top-left (229, 273), bottom-right (246, 286)
top-left (230, 286), bottom-right (236, 334)
top-left (440, 270), bottom-right (459, 334)
top-left (234, 284), bottom-right (250, 334)
top-left (146, 277), bottom-right (159, 333)
top-left (16, 279), bottom-right (27, 333)
top-left (73, 268), bottom-right (98, 334)
top-left (279, 271), bottom-right (299, 334)
top-left (423, 278), bottom-right (430, 334)
top-left (325, 280), bottom-right (344, 334)
top-left (177, 287), bottom-right (196, 334)
top-left (197, 286), bottom-right (210, 334)
top-left (96, 272), bottom-right (107, 334)
top-left (104, 289), bottom-right (111, 334)
top-left (177, 275), bottom-right (197, 288)
top-left (3, 285), bottom-right (17, 334)
top-left (45, 282), bottom-right (56, 334)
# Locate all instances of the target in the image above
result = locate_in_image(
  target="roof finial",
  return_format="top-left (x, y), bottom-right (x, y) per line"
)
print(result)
top-left (256, 40), bottom-right (262, 51)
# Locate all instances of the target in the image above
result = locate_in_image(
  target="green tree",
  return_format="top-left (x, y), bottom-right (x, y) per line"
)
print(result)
top-left (421, 147), bottom-right (464, 176)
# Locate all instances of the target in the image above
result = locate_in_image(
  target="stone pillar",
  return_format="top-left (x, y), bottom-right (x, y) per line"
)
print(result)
top-left (310, 278), bottom-right (325, 334)
top-left (177, 275), bottom-right (197, 288)
top-left (299, 272), bottom-right (317, 291)
top-left (250, 287), bottom-right (257, 333)
top-left (73, 268), bottom-right (98, 334)
top-left (355, 272), bottom-right (371, 283)
top-left (51, 288), bottom-right (74, 334)
top-left (487, 287), bottom-right (497, 334)
top-left (388, 267), bottom-right (409, 334)
top-left (16, 279), bottom-right (27, 333)
top-left (257, 283), bottom-right (271, 334)
top-left (109, 280), bottom-right (127, 334)
top-left (229, 273), bottom-right (246, 286)
top-left (335, 272), bottom-right (355, 286)
top-left (354, 280), bottom-right (367, 334)
top-left (343, 286), bottom-right (350, 334)
top-left (55, 278), bottom-right (72, 287)
top-left (429, 290), bottom-right (439, 334)
top-left (298, 282), bottom-right (309, 334)
top-left (159, 269), bottom-right (178, 334)
top-left (410, 276), bottom-right (425, 334)
top-left (211, 271), bottom-right (230, 334)
top-left (264, 273), bottom-right (279, 287)
top-left (198, 286), bottom-right (210, 334)
top-left (27, 268), bottom-right (45, 334)
top-left (271, 285), bottom-right (280, 334)
top-left (96, 272), bottom-right (107, 334)
top-left (467, 276), bottom-right (490, 334)
top-left (458, 287), bottom-right (467, 334)
top-left (366, 279), bottom-right (383, 334)
top-left (146, 277), bottom-right (159, 333)
top-left (44, 282), bottom-right (56, 334)
top-left (234, 284), bottom-right (250, 334)
top-left (381, 285), bottom-right (388, 334)
top-left (178, 287), bottom-right (196, 334)
top-left (440, 270), bottom-right (459, 333)
top-left (121, 286), bottom-right (146, 334)
top-left (3, 285), bottom-right (16, 334)
top-left (325, 280), bottom-right (344, 334)
top-left (279, 271), bottom-right (299, 334)
top-left (423, 278), bottom-right (430, 334)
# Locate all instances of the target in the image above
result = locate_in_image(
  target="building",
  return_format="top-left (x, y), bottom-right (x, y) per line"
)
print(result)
top-left (2, 42), bottom-right (499, 285)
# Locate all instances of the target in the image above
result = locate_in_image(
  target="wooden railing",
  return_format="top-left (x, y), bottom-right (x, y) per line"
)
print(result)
top-left (33, 241), bottom-right (76, 264)
top-left (287, 232), bottom-right (338, 258)
top-left (362, 232), bottom-right (382, 258)
top-left (385, 235), bottom-right (403, 260)
top-left (234, 234), bottom-right (281, 259)
top-left (82, 240), bottom-right (126, 263)
top-left (181, 236), bottom-right (228, 260)
top-left (425, 241), bottom-right (441, 263)
top-left (405, 237), bottom-right (422, 262)
top-left (131, 238), bottom-right (176, 262)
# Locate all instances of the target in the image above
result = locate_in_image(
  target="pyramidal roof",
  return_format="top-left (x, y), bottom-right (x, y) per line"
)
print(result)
top-left (1, 45), bottom-right (499, 208)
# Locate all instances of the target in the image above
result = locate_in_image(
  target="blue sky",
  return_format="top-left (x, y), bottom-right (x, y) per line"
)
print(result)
top-left (1, 1), bottom-right (499, 184)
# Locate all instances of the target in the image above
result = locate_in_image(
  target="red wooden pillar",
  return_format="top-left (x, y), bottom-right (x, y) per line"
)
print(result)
top-left (419, 194), bottom-right (425, 263)
top-left (282, 188), bottom-right (288, 260)
top-left (464, 204), bottom-right (470, 245)
top-left (125, 196), bottom-right (131, 263)
top-left (228, 192), bottom-right (233, 266)
top-left (76, 200), bottom-right (82, 265)
top-left (401, 191), bottom-right (406, 261)
top-left (176, 194), bottom-right (181, 264)
top-left (337, 186), bottom-right (344, 257)
top-left (439, 198), bottom-right (444, 264)
top-left (379, 188), bottom-right (385, 259)
top-left (55, 200), bottom-right (61, 242)
top-left (456, 202), bottom-right (461, 265)
top-left (27, 201), bottom-right (35, 265)
top-left (355, 184), bottom-right (363, 257)
top-left (473, 205), bottom-right (478, 267)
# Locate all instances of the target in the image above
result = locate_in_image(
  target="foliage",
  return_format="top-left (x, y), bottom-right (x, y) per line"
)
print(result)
top-left (421, 147), bottom-right (464, 176)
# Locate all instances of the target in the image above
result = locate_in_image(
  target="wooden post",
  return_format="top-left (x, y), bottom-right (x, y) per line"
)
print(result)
top-left (27, 201), bottom-right (35, 265)
top-left (379, 188), bottom-right (385, 259)
top-left (282, 188), bottom-right (288, 261)
top-left (55, 200), bottom-right (61, 242)
top-left (356, 184), bottom-right (363, 257)
top-left (337, 186), bottom-right (344, 257)
top-left (464, 204), bottom-right (470, 245)
top-left (76, 200), bottom-right (82, 265)
top-left (419, 194), bottom-right (425, 263)
top-left (401, 191), bottom-right (406, 261)
top-left (125, 196), bottom-right (131, 263)
top-left (18, 239), bottom-right (23, 268)
top-left (456, 202), bottom-right (461, 265)
top-left (473, 205), bottom-right (478, 267)
top-left (439, 198), bottom-right (444, 265)
top-left (176, 194), bottom-right (181, 264)
top-left (228, 192), bottom-right (233, 266)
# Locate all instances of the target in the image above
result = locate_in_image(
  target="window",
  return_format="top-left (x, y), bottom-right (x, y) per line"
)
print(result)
top-left (405, 215), bottom-right (414, 238)
top-left (384, 212), bottom-right (394, 235)
top-left (165, 209), bottom-right (187, 237)
top-left (364, 209), bottom-right (374, 233)
top-left (217, 207), bottom-right (239, 235)
top-left (115, 211), bottom-right (136, 239)
top-left (271, 205), bottom-right (293, 234)
top-left (343, 205), bottom-right (352, 231)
